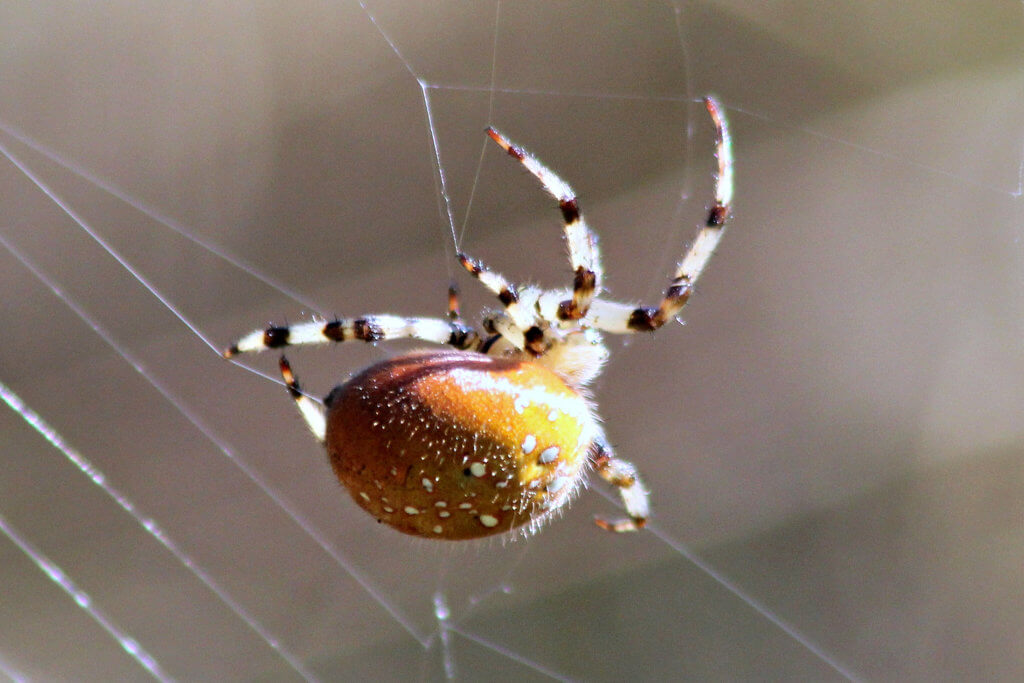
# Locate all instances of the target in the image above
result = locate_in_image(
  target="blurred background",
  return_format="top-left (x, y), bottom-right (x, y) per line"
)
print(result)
top-left (0, 1), bottom-right (1022, 680)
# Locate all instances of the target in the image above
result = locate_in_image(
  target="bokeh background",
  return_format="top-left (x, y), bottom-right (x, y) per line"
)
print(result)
top-left (1, 1), bottom-right (1022, 680)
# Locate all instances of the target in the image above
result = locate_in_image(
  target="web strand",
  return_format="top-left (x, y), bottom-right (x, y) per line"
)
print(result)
top-left (0, 227), bottom-right (430, 649)
top-left (0, 250), bottom-right (320, 680)
top-left (648, 523), bottom-right (863, 681)
top-left (0, 506), bottom-right (169, 681)
top-left (0, 138), bottom-right (222, 358)
top-left (724, 102), bottom-right (1023, 198)
top-left (0, 656), bottom-right (26, 683)
top-left (0, 120), bottom-right (325, 314)
top-left (455, 1), bottom-right (502, 246)
top-left (447, 625), bottom-right (575, 682)
top-left (588, 483), bottom-right (861, 681)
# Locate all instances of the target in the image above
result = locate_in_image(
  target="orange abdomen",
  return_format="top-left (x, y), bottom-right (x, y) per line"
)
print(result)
top-left (324, 351), bottom-right (598, 539)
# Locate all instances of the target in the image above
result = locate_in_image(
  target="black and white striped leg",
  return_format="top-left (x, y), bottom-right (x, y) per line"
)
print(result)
top-left (457, 253), bottom-right (549, 355)
top-left (224, 315), bottom-right (479, 357)
top-left (456, 252), bottom-right (537, 333)
top-left (590, 440), bottom-right (649, 533)
top-left (585, 96), bottom-right (734, 335)
top-left (486, 127), bottom-right (603, 321)
top-left (279, 356), bottom-right (326, 442)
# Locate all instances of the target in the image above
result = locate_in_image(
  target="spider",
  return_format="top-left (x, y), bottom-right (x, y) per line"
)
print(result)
top-left (224, 97), bottom-right (732, 540)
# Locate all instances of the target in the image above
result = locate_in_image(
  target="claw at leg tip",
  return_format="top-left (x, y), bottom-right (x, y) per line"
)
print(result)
top-left (485, 127), bottom-right (511, 150)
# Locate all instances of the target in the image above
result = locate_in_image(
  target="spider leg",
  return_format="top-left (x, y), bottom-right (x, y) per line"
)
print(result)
top-left (486, 127), bottom-right (603, 321)
top-left (279, 355), bottom-right (326, 442)
top-left (584, 96), bottom-right (733, 335)
top-left (457, 252), bottom-right (537, 333)
top-left (447, 282), bottom-right (462, 321)
top-left (589, 439), bottom-right (649, 533)
top-left (224, 315), bottom-right (479, 357)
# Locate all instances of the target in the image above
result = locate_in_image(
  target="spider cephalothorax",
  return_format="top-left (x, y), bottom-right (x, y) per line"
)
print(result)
top-left (225, 97), bottom-right (733, 540)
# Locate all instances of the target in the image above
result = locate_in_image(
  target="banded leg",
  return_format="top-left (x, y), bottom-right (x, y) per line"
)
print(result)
top-left (457, 253), bottom-right (551, 355)
top-left (486, 127), bottom-right (603, 320)
top-left (587, 96), bottom-right (734, 334)
top-left (456, 252), bottom-right (534, 331)
top-left (590, 440), bottom-right (649, 533)
top-left (224, 315), bottom-right (478, 357)
top-left (279, 356), bottom-right (326, 442)
top-left (447, 282), bottom-right (462, 322)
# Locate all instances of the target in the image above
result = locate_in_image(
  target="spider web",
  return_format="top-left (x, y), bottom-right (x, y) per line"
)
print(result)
top-left (1, 1), bottom-right (1023, 680)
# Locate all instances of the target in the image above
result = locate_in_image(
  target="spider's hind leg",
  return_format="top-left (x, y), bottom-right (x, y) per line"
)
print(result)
top-left (590, 439), bottom-right (649, 533)
top-left (279, 356), bottom-right (327, 442)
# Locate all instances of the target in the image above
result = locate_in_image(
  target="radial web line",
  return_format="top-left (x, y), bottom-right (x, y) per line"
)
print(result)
top-left (454, 1), bottom-right (502, 246)
top-left (0, 233), bottom-right (429, 648)
top-left (430, 593), bottom-right (456, 680)
top-left (357, 0), bottom-right (421, 82)
top-left (0, 652), bottom-right (26, 682)
top-left (446, 625), bottom-right (574, 682)
top-left (590, 486), bottom-right (859, 680)
top-left (0, 140), bottom-right (218, 357)
top-left (422, 547), bottom-right (536, 680)
top-left (637, 1), bottom-right (701, 305)
top-left (1, 389), bottom-right (317, 679)
top-left (430, 589), bottom-right (572, 683)
top-left (0, 138), bottom-right (295, 392)
top-left (420, 84), bottom-right (460, 252)
top-left (0, 122), bottom-right (324, 313)
top-left (647, 523), bottom-right (863, 682)
top-left (356, 0), bottom-right (470, 255)
top-left (0, 507), bottom-right (168, 681)
top-left (358, 1), bottom-right (464, 258)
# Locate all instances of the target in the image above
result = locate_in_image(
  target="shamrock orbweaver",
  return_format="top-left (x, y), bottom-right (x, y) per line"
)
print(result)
top-left (224, 97), bottom-right (733, 540)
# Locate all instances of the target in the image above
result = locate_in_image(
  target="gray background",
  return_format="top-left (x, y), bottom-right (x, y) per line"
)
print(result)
top-left (1, 1), bottom-right (1022, 680)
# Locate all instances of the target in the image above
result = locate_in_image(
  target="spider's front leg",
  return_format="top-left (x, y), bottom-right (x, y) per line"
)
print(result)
top-left (486, 126), bottom-right (603, 321)
top-left (589, 439), bottom-right (650, 533)
top-left (585, 96), bottom-right (734, 336)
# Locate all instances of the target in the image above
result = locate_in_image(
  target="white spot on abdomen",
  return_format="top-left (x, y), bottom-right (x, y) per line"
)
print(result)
top-left (538, 446), bottom-right (560, 464)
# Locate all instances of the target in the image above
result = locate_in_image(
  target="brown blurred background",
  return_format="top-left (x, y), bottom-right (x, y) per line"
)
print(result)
top-left (0, 1), bottom-right (1022, 680)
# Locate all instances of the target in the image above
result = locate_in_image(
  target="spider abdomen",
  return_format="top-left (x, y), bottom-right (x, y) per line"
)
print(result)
top-left (323, 350), bottom-right (598, 539)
